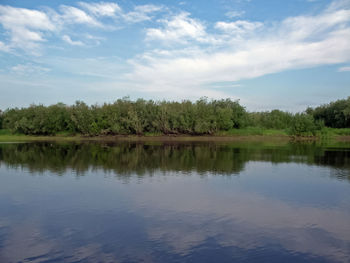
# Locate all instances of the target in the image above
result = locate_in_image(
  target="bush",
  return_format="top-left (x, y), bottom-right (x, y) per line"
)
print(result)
top-left (247, 110), bottom-right (293, 129)
top-left (4, 97), bottom-right (349, 137)
top-left (1, 98), bottom-right (248, 136)
top-left (0, 110), bottom-right (3, 129)
top-left (311, 97), bottom-right (350, 128)
top-left (289, 113), bottom-right (323, 136)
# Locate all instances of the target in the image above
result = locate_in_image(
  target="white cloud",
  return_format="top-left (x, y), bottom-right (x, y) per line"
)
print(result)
top-left (77, 2), bottom-right (163, 23)
top-left (338, 66), bottom-right (350, 71)
top-left (11, 63), bottom-right (51, 75)
top-left (135, 4), bottom-right (163, 14)
top-left (215, 20), bottom-right (262, 34)
top-left (84, 34), bottom-right (105, 45)
top-left (0, 2), bottom-right (164, 54)
top-left (281, 9), bottom-right (350, 41)
top-left (62, 35), bottom-right (84, 46)
top-left (225, 10), bottom-right (245, 18)
top-left (78, 2), bottom-right (121, 17)
top-left (0, 41), bottom-right (10, 52)
top-left (327, 0), bottom-right (350, 11)
top-left (122, 4), bottom-right (163, 23)
top-left (1, 0), bottom-right (349, 105)
top-left (146, 12), bottom-right (207, 43)
top-left (59, 5), bottom-right (102, 27)
top-left (0, 5), bottom-right (55, 31)
top-left (128, 2), bottom-right (350, 99)
top-left (77, 2), bottom-right (162, 23)
top-left (0, 5), bottom-right (55, 51)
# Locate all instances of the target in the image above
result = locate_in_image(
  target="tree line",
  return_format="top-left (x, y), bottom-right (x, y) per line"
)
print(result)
top-left (0, 97), bottom-right (349, 136)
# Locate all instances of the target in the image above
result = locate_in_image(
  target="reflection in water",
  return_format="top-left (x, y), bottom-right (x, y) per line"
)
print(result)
top-left (0, 141), bottom-right (349, 262)
top-left (0, 142), bottom-right (349, 179)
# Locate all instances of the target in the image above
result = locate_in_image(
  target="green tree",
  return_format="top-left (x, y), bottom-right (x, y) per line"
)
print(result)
top-left (312, 97), bottom-right (350, 128)
top-left (290, 113), bottom-right (322, 136)
top-left (0, 110), bottom-right (3, 129)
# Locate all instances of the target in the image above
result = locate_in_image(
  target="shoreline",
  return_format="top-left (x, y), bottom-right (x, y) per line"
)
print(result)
top-left (1, 134), bottom-right (350, 143)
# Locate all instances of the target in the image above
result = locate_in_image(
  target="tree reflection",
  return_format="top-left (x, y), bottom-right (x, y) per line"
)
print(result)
top-left (0, 142), bottom-right (349, 180)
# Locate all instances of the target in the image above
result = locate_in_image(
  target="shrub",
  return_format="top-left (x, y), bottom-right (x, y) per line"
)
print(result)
top-left (289, 113), bottom-right (323, 136)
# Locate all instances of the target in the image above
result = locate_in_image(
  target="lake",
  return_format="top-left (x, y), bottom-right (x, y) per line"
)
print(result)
top-left (0, 141), bottom-right (349, 262)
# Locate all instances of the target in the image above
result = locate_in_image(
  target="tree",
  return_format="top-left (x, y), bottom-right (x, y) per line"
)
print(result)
top-left (290, 113), bottom-right (323, 136)
top-left (0, 110), bottom-right (3, 129)
top-left (312, 97), bottom-right (350, 128)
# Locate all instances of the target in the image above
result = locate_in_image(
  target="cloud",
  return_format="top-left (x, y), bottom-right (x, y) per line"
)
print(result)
top-left (78, 2), bottom-right (121, 17)
top-left (0, 2), bottom-right (163, 54)
top-left (59, 5), bottom-right (102, 27)
top-left (11, 63), bottom-right (51, 75)
top-left (0, 5), bottom-right (55, 51)
top-left (0, 2), bottom-right (166, 50)
top-left (0, 41), bottom-right (10, 52)
top-left (77, 2), bottom-right (163, 23)
top-left (0, 0), bottom-right (349, 106)
top-left (338, 66), bottom-right (350, 71)
top-left (327, 0), bottom-right (350, 11)
top-left (127, 1), bottom-right (350, 99)
top-left (281, 9), bottom-right (350, 41)
top-left (225, 10), bottom-right (245, 18)
top-left (122, 4), bottom-right (163, 23)
top-left (84, 34), bottom-right (105, 46)
top-left (62, 35), bottom-right (84, 46)
top-left (146, 12), bottom-right (207, 43)
top-left (0, 5), bottom-right (55, 31)
top-left (215, 20), bottom-right (262, 34)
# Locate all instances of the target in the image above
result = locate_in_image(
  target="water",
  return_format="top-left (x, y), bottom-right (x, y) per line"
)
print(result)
top-left (0, 141), bottom-right (349, 262)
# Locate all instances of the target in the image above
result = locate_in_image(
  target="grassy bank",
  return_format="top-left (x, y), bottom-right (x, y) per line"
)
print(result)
top-left (0, 130), bottom-right (79, 142)
top-left (0, 128), bottom-right (286, 142)
top-left (216, 127), bottom-right (350, 138)
top-left (216, 127), bottom-right (288, 136)
top-left (1, 128), bottom-right (350, 143)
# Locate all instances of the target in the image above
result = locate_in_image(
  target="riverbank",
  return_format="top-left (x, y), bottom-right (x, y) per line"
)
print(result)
top-left (1, 128), bottom-right (350, 142)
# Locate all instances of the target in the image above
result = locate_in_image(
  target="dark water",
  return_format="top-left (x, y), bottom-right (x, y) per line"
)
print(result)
top-left (0, 141), bottom-right (349, 263)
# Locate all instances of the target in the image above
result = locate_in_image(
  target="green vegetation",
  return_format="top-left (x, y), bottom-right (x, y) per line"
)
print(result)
top-left (247, 110), bottom-right (293, 130)
top-left (1, 98), bottom-right (247, 136)
top-left (0, 110), bottom-right (3, 130)
top-left (0, 97), bottom-right (349, 138)
top-left (308, 97), bottom-right (350, 128)
top-left (216, 127), bottom-right (288, 136)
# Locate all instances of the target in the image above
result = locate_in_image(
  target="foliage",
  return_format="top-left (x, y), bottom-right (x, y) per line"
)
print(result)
top-left (0, 110), bottom-right (3, 129)
top-left (309, 97), bottom-right (350, 128)
top-left (247, 110), bottom-right (293, 129)
top-left (2, 98), bottom-right (248, 136)
top-left (289, 113), bottom-right (323, 136)
top-left (2, 97), bottom-right (349, 137)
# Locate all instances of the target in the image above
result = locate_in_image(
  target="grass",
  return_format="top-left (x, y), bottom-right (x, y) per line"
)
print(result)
top-left (144, 132), bottom-right (164, 137)
top-left (0, 129), bottom-right (81, 142)
top-left (216, 127), bottom-right (288, 136)
top-left (0, 128), bottom-right (349, 143)
top-left (321, 128), bottom-right (350, 136)
top-left (0, 129), bottom-right (11, 136)
top-left (0, 134), bottom-right (78, 142)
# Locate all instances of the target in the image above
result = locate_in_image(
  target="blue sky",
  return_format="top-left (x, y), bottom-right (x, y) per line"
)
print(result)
top-left (0, 0), bottom-right (349, 111)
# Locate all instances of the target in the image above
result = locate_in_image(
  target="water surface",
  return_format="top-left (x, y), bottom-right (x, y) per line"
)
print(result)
top-left (0, 141), bottom-right (349, 262)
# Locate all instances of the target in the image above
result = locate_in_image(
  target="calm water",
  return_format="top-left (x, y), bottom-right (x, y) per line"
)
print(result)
top-left (0, 141), bottom-right (349, 263)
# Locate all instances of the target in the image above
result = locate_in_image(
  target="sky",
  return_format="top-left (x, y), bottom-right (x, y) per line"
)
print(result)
top-left (0, 0), bottom-right (349, 112)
